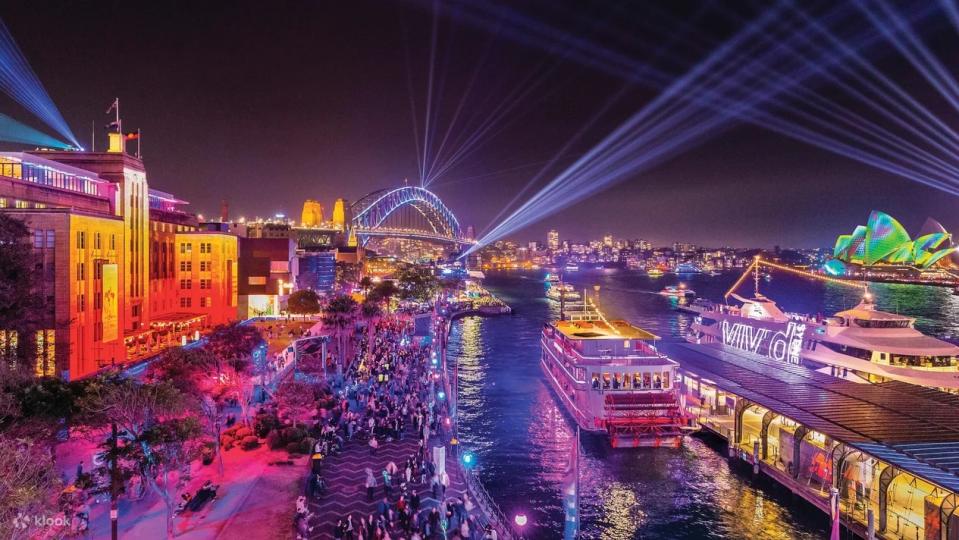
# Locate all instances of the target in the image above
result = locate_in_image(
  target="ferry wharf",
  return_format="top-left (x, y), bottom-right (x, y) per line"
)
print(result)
top-left (659, 341), bottom-right (959, 540)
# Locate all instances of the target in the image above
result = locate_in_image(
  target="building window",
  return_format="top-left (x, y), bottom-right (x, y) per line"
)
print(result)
top-left (180, 261), bottom-right (192, 272)
top-left (77, 262), bottom-right (85, 281)
top-left (180, 297), bottom-right (192, 308)
top-left (199, 279), bottom-right (211, 289)
top-left (180, 243), bottom-right (192, 254)
top-left (200, 261), bottom-right (211, 271)
top-left (94, 233), bottom-right (101, 250)
top-left (77, 231), bottom-right (86, 249)
top-left (179, 279), bottom-right (192, 290)
top-left (33, 231), bottom-right (43, 249)
top-left (45, 230), bottom-right (54, 248)
top-left (201, 297), bottom-right (212, 307)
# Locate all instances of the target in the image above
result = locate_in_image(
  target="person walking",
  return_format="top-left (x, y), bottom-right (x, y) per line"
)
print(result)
top-left (365, 468), bottom-right (377, 501)
top-left (369, 435), bottom-right (378, 455)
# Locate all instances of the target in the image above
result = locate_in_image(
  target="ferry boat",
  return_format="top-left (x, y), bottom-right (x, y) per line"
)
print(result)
top-left (541, 302), bottom-right (686, 447)
top-left (659, 284), bottom-right (695, 299)
top-left (565, 263), bottom-right (580, 272)
top-left (676, 263), bottom-right (702, 274)
top-left (646, 268), bottom-right (664, 277)
top-left (545, 272), bottom-right (560, 286)
top-left (687, 270), bottom-right (959, 390)
top-left (546, 283), bottom-right (581, 302)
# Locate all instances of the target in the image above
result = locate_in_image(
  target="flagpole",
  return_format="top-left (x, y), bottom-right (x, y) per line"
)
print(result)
top-left (137, 129), bottom-right (141, 159)
top-left (91, 121), bottom-right (95, 152)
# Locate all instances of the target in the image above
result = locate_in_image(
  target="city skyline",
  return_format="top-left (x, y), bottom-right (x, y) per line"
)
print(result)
top-left (2, 1), bottom-right (959, 248)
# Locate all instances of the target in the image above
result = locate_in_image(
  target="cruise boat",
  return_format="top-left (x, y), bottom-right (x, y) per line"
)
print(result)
top-left (676, 263), bottom-right (702, 274)
top-left (546, 283), bottom-right (582, 302)
top-left (541, 302), bottom-right (686, 447)
top-left (688, 292), bottom-right (959, 390)
top-left (659, 284), bottom-right (695, 299)
top-left (545, 272), bottom-right (560, 286)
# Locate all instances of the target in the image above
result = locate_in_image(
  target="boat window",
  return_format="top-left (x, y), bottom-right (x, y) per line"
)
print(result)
top-left (623, 340), bottom-right (630, 349)
top-left (643, 372), bottom-right (652, 389)
top-left (602, 373), bottom-right (611, 389)
top-left (852, 318), bottom-right (910, 329)
top-left (591, 373), bottom-right (600, 390)
top-left (662, 371), bottom-right (671, 389)
top-left (653, 374), bottom-right (662, 389)
top-left (612, 373), bottom-right (622, 390)
top-left (621, 372), bottom-right (632, 389)
top-left (632, 373), bottom-right (642, 388)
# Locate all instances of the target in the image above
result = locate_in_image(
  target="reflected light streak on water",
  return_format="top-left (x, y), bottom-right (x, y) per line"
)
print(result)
top-left (444, 270), bottom-right (941, 538)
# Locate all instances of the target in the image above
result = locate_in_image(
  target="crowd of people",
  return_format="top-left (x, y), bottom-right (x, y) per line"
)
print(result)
top-left (294, 314), bottom-right (500, 540)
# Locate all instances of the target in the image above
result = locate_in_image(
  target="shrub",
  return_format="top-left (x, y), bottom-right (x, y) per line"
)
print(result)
top-left (220, 434), bottom-right (234, 448)
top-left (240, 435), bottom-right (260, 450)
top-left (281, 427), bottom-right (307, 444)
top-left (266, 430), bottom-right (283, 450)
top-left (297, 438), bottom-right (314, 455)
top-left (254, 413), bottom-right (279, 438)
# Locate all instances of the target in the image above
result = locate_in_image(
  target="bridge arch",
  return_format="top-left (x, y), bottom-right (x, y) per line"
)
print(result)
top-left (350, 186), bottom-right (463, 243)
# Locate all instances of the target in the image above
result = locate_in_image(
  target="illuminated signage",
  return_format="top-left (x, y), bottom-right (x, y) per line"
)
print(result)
top-left (721, 320), bottom-right (806, 364)
top-left (102, 263), bottom-right (119, 342)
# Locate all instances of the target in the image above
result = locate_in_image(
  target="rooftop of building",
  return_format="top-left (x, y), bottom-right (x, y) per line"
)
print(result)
top-left (661, 341), bottom-right (959, 493)
top-left (552, 318), bottom-right (659, 341)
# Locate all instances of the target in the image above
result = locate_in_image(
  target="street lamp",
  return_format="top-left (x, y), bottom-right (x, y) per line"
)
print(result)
top-left (514, 513), bottom-right (528, 527)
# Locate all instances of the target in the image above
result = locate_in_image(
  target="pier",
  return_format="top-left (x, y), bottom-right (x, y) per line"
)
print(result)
top-left (660, 341), bottom-right (959, 539)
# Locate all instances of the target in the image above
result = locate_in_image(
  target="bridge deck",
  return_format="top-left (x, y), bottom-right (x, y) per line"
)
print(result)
top-left (659, 341), bottom-right (959, 492)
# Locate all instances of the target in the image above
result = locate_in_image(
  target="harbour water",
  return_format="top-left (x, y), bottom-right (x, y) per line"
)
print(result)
top-left (447, 269), bottom-right (959, 539)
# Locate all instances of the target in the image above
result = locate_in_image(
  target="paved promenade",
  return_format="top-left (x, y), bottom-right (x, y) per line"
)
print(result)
top-left (307, 425), bottom-right (472, 539)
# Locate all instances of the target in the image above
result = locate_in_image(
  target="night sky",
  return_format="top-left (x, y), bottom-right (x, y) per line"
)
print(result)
top-left (2, 0), bottom-right (958, 248)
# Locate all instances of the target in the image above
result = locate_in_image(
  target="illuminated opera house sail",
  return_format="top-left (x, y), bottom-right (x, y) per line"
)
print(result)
top-left (827, 210), bottom-right (958, 273)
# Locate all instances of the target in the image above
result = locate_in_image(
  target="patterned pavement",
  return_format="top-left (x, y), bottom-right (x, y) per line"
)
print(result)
top-left (306, 427), bottom-right (470, 539)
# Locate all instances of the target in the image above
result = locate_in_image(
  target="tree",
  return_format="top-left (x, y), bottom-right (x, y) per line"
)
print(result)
top-left (286, 289), bottom-right (321, 319)
top-left (359, 276), bottom-right (373, 296)
top-left (274, 380), bottom-right (316, 429)
top-left (204, 323), bottom-right (264, 373)
top-left (0, 214), bottom-right (45, 369)
top-left (79, 377), bottom-right (194, 539)
top-left (0, 437), bottom-right (62, 540)
top-left (369, 280), bottom-right (398, 312)
top-left (359, 300), bottom-right (382, 364)
top-left (396, 266), bottom-right (439, 304)
top-left (322, 294), bottom-right (357, 366)
top-left (147, 347), bottom-right (230, 476)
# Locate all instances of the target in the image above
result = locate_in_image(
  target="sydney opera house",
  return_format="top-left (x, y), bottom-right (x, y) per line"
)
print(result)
top-left (825, 210), bottom-right (958, 275)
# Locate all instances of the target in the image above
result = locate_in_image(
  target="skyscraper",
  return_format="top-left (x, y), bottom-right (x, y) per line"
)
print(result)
top-left (548, 229), bottom-right (559, 251)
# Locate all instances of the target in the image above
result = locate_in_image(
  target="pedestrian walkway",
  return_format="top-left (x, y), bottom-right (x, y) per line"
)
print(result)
top-left (307, 426), bottom-right (471, 539)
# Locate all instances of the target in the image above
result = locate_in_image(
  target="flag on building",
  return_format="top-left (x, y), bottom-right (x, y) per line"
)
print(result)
top-left (105, 98), bottom-right (118, 115)
top-left (124, 131), bottom-right (139, 140)
top-left (563, 427), bottom-right (580, 540)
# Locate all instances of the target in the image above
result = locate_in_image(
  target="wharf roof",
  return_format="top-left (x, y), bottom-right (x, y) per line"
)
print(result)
top-left (553, 319), bottom-right (658, 341)
top-left (660, 341), bottom-right (959, 493)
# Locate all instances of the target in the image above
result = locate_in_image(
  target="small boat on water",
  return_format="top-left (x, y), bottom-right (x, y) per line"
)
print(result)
top-left (541, 300), bottom-right (687, 448)
top-left (546, 283), bottom-right (581, 302)
top-left (647, 268), bottom-right (665, 277)
top-left (659, 284), bottom-right (695, 298)
top-left (565, 263), bottom-right (580, 272)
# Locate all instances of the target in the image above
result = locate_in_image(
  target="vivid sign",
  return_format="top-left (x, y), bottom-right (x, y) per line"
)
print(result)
top-left (721, 320), bottom-right (806, 364)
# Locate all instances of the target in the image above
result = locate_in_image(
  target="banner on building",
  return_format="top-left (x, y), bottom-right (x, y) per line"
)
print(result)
top-left (102, 263), bottom-right (119, 342)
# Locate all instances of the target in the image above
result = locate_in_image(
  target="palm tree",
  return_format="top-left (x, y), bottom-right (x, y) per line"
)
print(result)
top-left (359, 300), bottom-right (383, 367)
top-left (359, 276), bottom-right (373, 296)
top-left (371, 281), bottom-right (399, 313)
top-left (322, 294), bottom-right (358, 371)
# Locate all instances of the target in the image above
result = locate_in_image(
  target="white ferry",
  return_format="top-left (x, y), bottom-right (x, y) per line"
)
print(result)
top-left (541, 302), bottom-right (686, 447)
top-left (659, 284), bottom-right (695, 299)
top-left (546, 283), bottom-right (582, 302)
top-left (688, 292), bottom-right (959, 390)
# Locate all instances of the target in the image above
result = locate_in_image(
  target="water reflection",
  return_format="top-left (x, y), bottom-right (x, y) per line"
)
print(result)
top-left (449, 270), bottom-right (881, 538)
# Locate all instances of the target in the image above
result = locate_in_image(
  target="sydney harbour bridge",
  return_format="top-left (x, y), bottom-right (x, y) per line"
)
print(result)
top-left (348, 185), bottom-right (471, 248)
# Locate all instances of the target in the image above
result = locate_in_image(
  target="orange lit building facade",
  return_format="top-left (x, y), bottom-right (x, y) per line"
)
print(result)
top-left (0, 134), bottom-right (238, 380)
